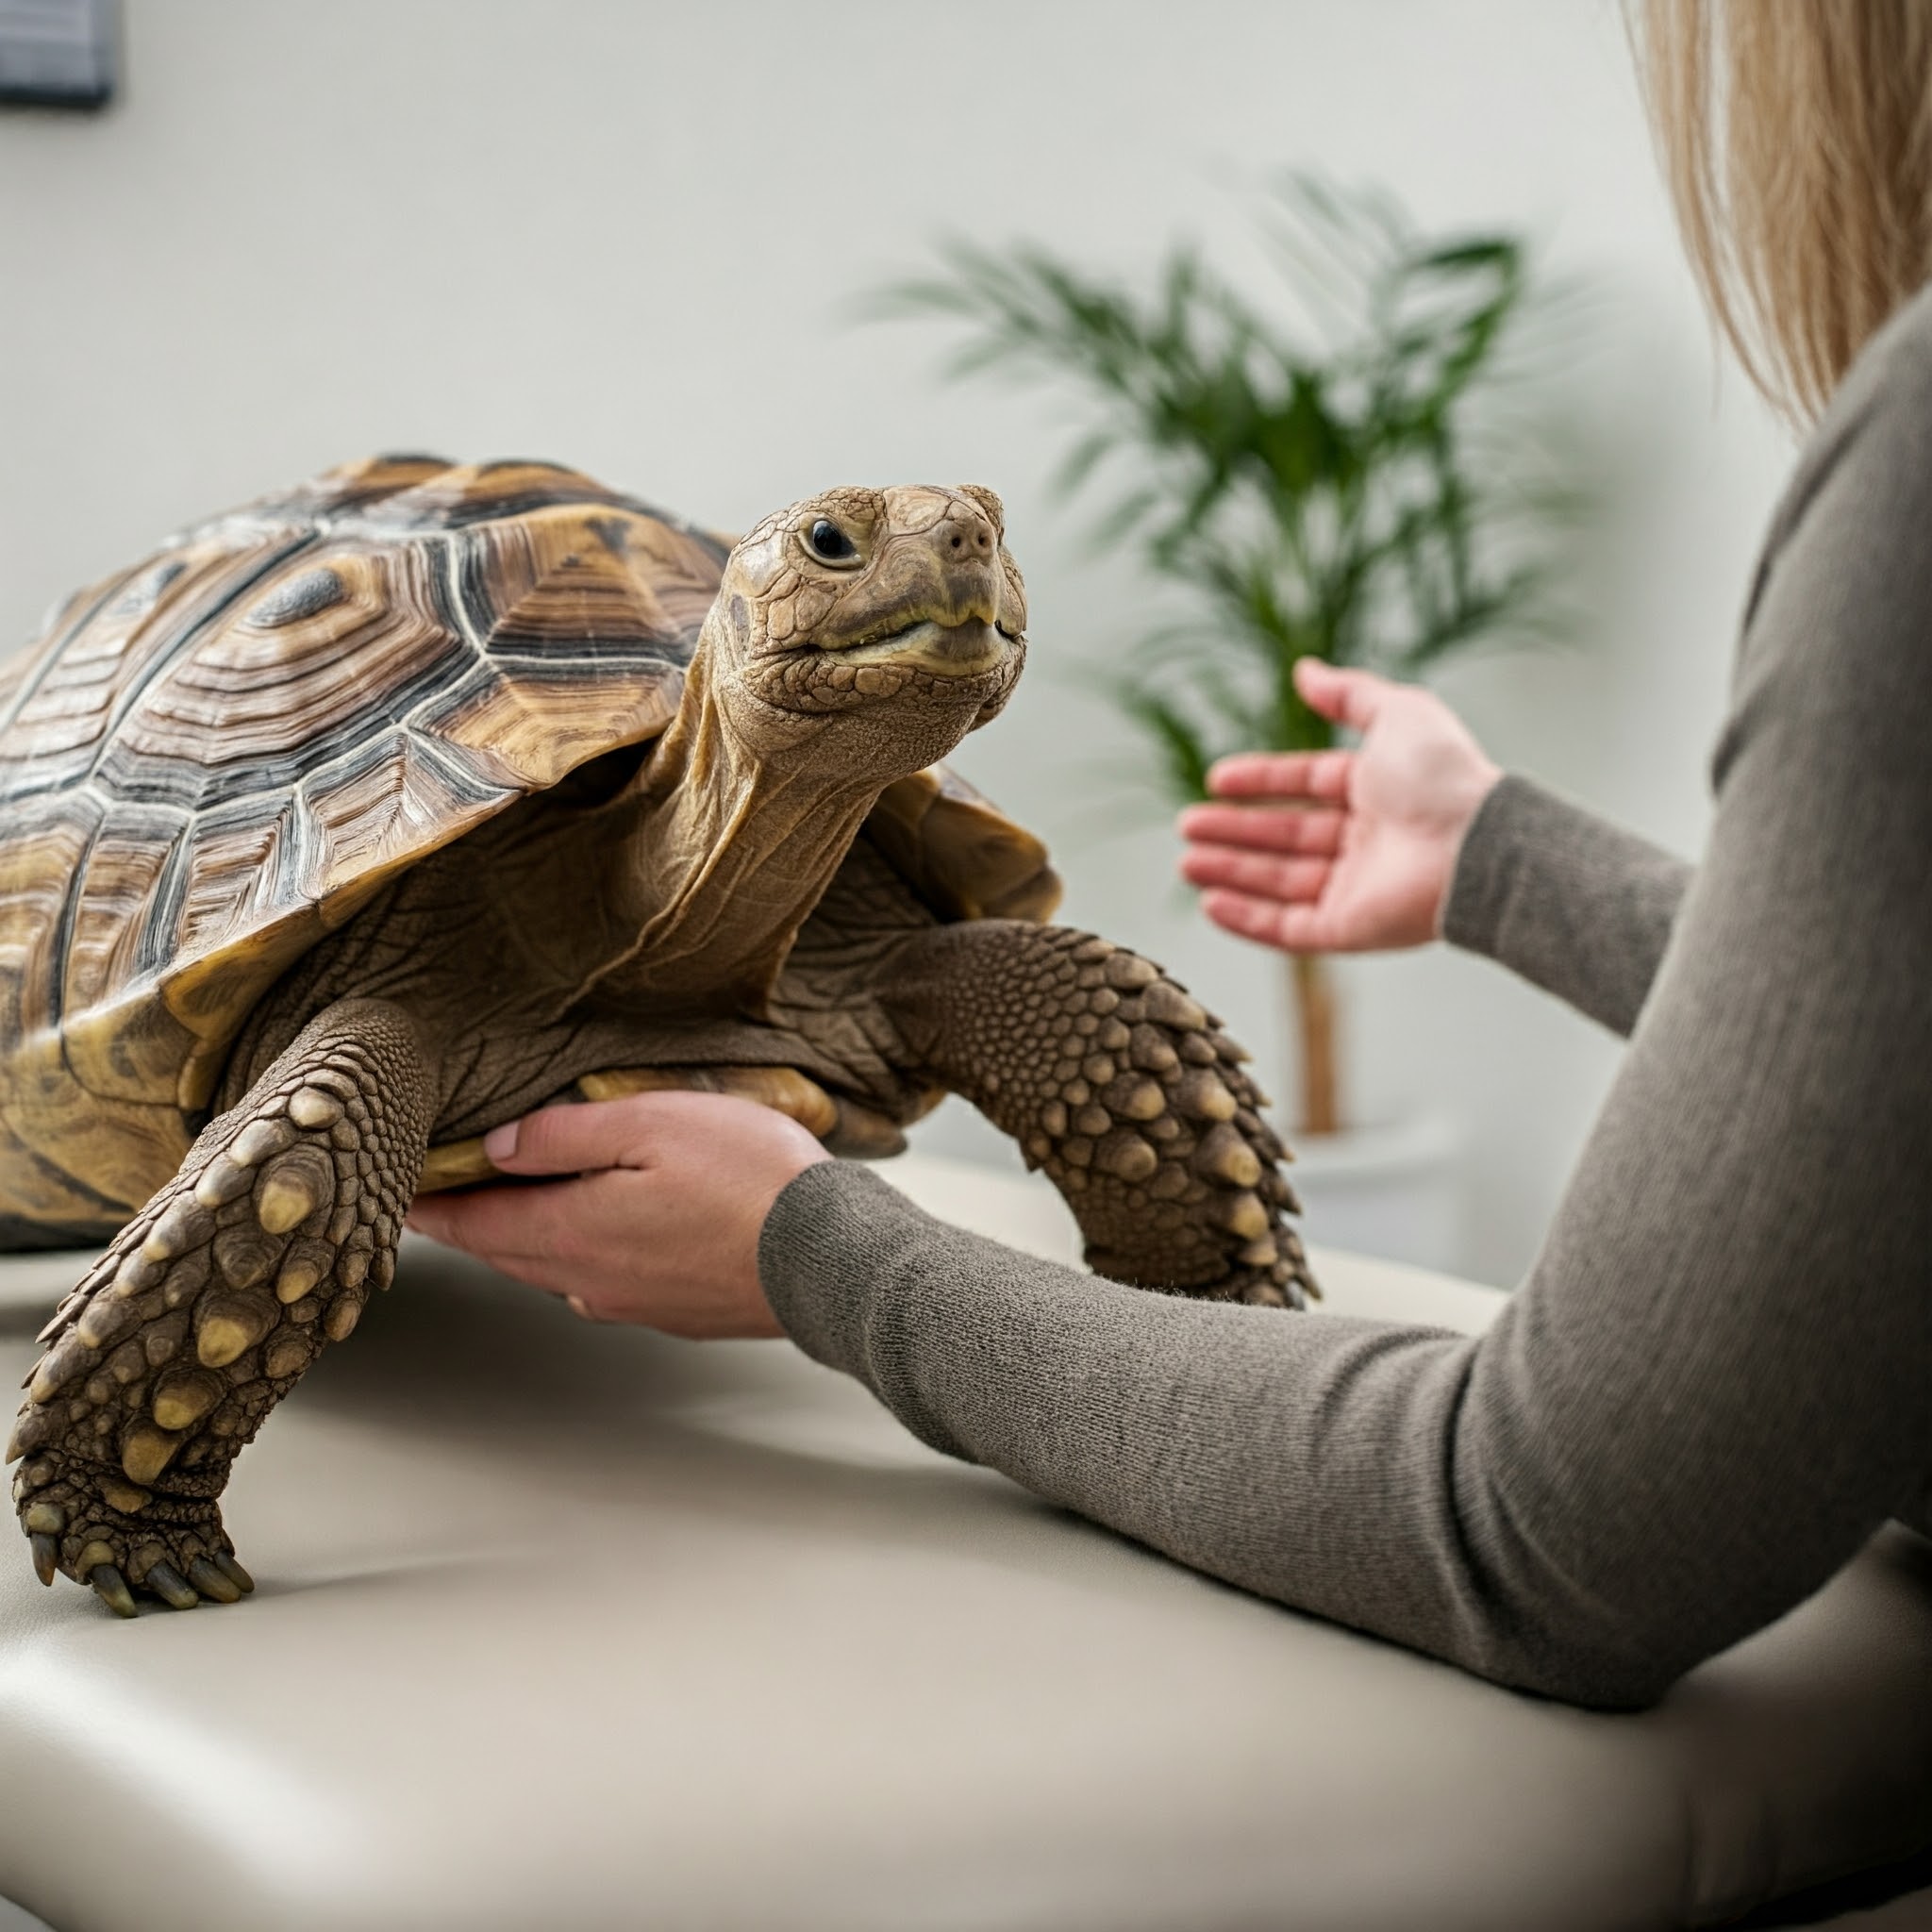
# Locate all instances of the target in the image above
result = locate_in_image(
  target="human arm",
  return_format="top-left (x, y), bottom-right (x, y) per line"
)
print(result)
top-left (1439, 776), bottom-right (1690, 1036)
top-left (757, 313), bottom-right (1932, 1707)
top-left (765, 567), bottom-right (1929, 1701)
top-left (1178, 659), bottom-right (1692, 1036)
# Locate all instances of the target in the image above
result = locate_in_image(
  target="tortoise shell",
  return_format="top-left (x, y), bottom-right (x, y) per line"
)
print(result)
top-left (0, 456), bottom-right (1058, 1237)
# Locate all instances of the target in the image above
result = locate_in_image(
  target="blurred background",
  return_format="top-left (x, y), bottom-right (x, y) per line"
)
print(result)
top-left (0, 1), bottom-right (1793, 1284)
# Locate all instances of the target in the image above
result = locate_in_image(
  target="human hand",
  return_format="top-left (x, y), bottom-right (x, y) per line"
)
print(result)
top-left (1177, 658), bottom-right (1502, 953)
top-left (403, 1091), bottom-right (830, 1338)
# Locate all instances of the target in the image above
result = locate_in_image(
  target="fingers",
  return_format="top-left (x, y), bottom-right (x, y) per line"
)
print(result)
top-left (410, 1091), bottom-right (825, 1267)
top-left (1178, 803), bottom-right (1343, 855)
top-left (1178, 845), bottom-right (1330, 902)
top-left (407, 1170), bottom-right (666, 1313)
top-left (407, 1149), bottom-right (793, 1341)
top-left (406, 1174), bottom-right (598, 1274)
top-left (1199, 888), bottom-right (1330, 954)
top-left (1293, 658), bottom-right (1392, 731)
top-left (481, 1099), bottom-right (651, 1175)
top-left (483, 1091), bottom-right (771, 1177)
top-left (1206, 748), bottom-right (1354, 804)
top-left (1201, 667), bottom-right (1403, 802)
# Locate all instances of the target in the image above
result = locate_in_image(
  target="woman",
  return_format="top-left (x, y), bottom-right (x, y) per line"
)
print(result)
top-left (408, 3), bottom-right (1932, 1709)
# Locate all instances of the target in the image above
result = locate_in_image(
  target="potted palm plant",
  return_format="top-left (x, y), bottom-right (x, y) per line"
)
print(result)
top-left (880, 179), bottom-right (1580, 1149)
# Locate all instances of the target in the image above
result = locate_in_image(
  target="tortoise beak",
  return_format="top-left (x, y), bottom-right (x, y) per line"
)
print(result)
top-left (829, 615), bottom-right (1014, 677)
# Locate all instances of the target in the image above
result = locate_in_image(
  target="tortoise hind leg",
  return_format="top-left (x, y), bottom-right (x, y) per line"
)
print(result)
top-left (878, 921), bottom-right (1316, 1307)
top-left (8, 997), bottom-right (432, 1616)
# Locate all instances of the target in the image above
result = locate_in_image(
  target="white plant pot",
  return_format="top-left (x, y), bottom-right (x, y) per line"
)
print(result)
top-left (1283, 1113), bottom-right (1463, 1275)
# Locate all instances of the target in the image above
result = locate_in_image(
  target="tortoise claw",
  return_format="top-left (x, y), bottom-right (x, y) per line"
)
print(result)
top-left (212, 1551), bottom-right (254, 1595)
top-left (91, 1564), bottom-right (138, 1618)
top-left (144, 1561), bottom-right (199, 1610)
top-left (187, 1556), bottom-right (242, 1604)
top-left (30, 1532), bottom-right (58, 1587)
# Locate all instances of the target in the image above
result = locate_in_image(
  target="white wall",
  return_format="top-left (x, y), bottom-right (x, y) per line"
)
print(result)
top-left (0, 1), bottom-right (1793, 1283)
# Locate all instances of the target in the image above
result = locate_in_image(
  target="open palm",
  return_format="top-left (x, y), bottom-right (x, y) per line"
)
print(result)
top-left (1178, 660), bottom-right (1501, 955)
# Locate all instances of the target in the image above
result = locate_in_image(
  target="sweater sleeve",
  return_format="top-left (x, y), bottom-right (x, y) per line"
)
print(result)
top-left (761, 290), bottom-right (1932, 1711)
top-left (1441, 774), bottom-right (1691, 1037)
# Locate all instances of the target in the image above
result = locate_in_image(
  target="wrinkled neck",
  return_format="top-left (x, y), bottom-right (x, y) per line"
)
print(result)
top-left (595, 661), bottom-right (879, 1013)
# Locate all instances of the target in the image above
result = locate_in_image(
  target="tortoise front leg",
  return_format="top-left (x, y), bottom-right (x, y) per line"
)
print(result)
top-left (879, 921), bottom-right (1315, 1307)
top-left (8, 998), bottom-right (432, 1615)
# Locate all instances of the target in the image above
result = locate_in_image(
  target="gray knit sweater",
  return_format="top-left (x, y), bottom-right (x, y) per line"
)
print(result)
top-left (758, 290), bottom-right (1932, 1712)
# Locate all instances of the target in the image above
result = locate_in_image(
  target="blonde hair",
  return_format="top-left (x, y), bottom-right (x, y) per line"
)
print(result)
top-left (1633, 0), bottom-right (1932, 421)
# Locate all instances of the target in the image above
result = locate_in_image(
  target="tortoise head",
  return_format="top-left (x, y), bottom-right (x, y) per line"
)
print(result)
top-left (700, 483), bottom-right (1027, 776)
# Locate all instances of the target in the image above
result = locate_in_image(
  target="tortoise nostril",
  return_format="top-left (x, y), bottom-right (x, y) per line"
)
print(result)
top-left (941, 515), bottom-right (995, 558)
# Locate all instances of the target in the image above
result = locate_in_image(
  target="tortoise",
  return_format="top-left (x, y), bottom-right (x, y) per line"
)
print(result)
top-left (0, 456), bottom-right (1310, 1617)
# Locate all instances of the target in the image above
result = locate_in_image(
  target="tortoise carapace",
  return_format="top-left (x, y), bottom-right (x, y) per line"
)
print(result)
top-left (1, 456), bottom-right (1310, 1616)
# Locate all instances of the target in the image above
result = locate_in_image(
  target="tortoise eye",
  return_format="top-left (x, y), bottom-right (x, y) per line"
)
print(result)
top-left (806, 518), bottom-right (857, 563)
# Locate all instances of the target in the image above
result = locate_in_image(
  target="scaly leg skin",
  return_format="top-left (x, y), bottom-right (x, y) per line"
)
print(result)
top-left (882, 922), bottom-right (1316, 1308)
top-left (7, 998), bottom-right (432, 1616)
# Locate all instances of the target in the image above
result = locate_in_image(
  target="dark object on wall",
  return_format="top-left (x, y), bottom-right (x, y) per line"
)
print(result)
top-left (0, 0), bottom-right (114, 109)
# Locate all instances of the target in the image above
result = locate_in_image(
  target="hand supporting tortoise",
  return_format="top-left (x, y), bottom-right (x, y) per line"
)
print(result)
top-left (406, 1093), bottom-right (824, 1338)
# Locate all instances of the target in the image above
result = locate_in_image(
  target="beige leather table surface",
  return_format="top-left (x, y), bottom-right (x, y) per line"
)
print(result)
top-left (0, 1156), bottom-right (1928, 1931)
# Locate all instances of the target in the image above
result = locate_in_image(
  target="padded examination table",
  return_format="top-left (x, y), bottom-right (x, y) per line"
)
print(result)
top-left (0, 1155), bottom-right (1928, 1930)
